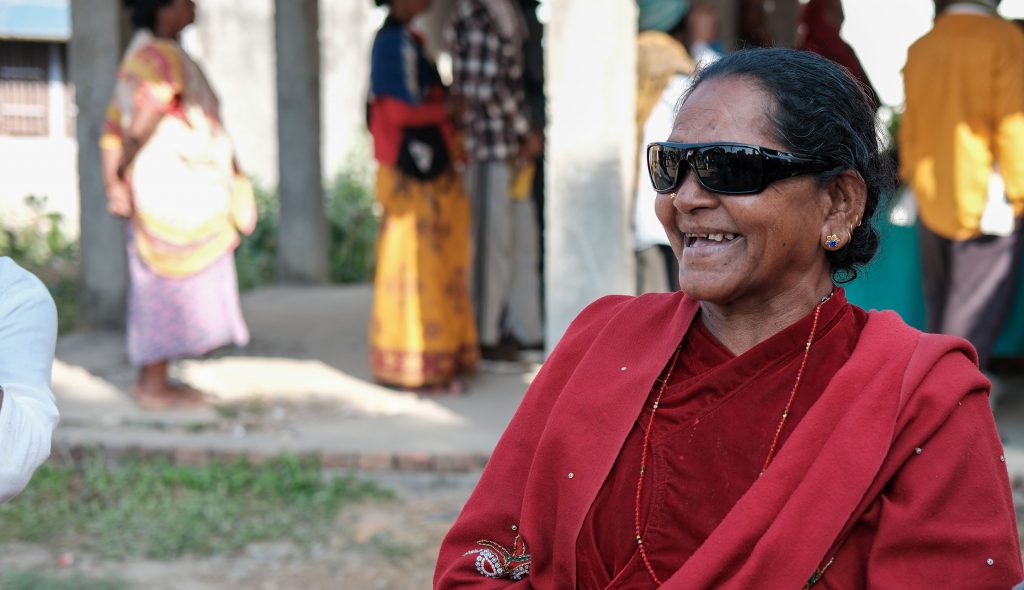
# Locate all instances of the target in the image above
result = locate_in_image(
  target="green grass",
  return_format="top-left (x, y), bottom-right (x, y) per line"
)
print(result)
top-left (0, 571), bottom-right (128, 590)
top-left (0, 454), bottom-right (393, 560)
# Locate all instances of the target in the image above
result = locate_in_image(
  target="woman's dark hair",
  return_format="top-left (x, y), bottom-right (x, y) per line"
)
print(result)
top-left (684, 48), bottom-right (896, 283)
top-left (129, 0), bottom-right (175, 31)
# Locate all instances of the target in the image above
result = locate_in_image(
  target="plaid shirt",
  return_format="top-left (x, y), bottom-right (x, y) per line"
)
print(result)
top-left (445, 0), bottom-right (532, 162)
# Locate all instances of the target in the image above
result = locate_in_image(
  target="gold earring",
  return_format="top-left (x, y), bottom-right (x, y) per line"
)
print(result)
top-left (824, 234), bottom-right (841, 250)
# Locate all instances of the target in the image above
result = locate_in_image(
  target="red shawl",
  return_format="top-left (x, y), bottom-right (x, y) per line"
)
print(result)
top-left (434, 292), bottom-right (1022, 588)
top-left (576, 291), bottom-right (865, 587)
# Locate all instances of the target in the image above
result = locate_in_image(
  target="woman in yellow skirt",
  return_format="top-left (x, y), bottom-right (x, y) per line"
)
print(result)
top-left (367, 0), bottom-right (478, 392)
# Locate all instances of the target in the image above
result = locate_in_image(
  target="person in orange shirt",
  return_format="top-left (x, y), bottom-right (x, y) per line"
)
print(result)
top-left (900, 0), bottom-right (1024, 372)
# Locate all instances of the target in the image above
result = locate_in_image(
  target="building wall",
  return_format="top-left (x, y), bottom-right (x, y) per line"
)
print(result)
top-left (0, 136), bottom-right (77, 229)
top-left (0, 38), bottom-right (77, 233)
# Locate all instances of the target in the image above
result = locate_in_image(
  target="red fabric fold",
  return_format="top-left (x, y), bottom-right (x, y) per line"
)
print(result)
top-left (434, 292), bottom-right (1022, 589)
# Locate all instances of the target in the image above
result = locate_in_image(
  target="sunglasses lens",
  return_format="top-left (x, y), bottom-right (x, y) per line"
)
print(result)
top-left (694, 145), bottom-right (763, 193)
top-left (648, 144), bottom-right (683, 193)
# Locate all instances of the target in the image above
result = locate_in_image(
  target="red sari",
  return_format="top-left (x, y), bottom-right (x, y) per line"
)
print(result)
top-left (434, 291), bottom-right (1022, 589)
top-left (576, 292), bottom-right (865, 587)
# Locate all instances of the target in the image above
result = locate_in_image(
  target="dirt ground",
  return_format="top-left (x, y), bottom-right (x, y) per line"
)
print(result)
top-left (0, 471), bottom-right (479, 590)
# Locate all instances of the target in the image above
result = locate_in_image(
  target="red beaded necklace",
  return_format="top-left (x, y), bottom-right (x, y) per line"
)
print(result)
top-left (634, 293), bottom-right (831, 586)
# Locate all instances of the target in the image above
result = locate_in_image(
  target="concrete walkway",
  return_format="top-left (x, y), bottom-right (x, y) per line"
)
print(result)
top-left (51, 284), bottom-right (534, 471)
top-left (49, 283), bottom-right (1024, 486)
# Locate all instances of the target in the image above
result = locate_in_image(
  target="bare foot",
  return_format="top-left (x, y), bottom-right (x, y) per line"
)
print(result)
top-left (132, 382), bottom-right (206, 410)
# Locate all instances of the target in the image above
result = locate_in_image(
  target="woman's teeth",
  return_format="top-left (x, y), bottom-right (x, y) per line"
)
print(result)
top-left (689, 233), bottom-right (738, 242)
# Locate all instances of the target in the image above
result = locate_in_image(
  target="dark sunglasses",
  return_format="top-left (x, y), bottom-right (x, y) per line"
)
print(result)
top-left (647, 141), bottom-right (836, 195)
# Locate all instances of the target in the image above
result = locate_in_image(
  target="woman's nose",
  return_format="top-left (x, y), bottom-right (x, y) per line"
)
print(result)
top-left (671, 172), bottom-right (719, 214)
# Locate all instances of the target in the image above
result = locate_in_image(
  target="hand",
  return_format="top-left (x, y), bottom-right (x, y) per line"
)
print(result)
top-left (688, 4), bottom-right (720, 44)
top-left (106, 179), bottom-right (134, 218)
top-left (518, 130), bottom-right (544, 163)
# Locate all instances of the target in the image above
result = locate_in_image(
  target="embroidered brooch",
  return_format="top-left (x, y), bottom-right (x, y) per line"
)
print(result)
top-left (464, 535), bottom-right (531, 580)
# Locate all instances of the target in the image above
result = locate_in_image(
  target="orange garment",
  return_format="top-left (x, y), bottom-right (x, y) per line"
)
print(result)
top-left (900, 12), bottom-right (1024, 240)
top-left (369, 167), bottom-right (478, 387)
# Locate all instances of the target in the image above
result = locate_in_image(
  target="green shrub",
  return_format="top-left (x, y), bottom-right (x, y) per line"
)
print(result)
top-left (234, 183), bottom-right (280, 291)
top-left (235, 160), bottom-right (379, 290)
top-left (0, 195), bottom-right (80, 332)
top-left (326, 160), bottom-right (378, 284)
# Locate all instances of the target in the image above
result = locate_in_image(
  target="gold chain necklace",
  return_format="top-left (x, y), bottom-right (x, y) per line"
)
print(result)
top-left (635, 290), bottom-right (833, 585)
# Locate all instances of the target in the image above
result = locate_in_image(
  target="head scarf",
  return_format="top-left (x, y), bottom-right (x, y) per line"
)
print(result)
top-left (637, 0), bottom-right (690, 33)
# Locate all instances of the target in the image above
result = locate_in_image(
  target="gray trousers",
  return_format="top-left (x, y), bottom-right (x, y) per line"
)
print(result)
top-left (465, 161), bottom-right (544, 347)
top-left (918, 221), bottom-right (1024, 369)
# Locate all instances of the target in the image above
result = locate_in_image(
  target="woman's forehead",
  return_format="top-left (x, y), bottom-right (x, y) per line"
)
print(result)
top-left (669, 77), bottom-right (775, 146)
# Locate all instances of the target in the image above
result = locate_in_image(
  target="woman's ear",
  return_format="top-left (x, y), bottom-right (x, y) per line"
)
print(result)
top-left (820, 170), bottom-right (867, 249)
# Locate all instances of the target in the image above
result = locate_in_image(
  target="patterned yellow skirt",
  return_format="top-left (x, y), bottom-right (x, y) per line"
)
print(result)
top-left (369, 166), bottom-right (479, 388)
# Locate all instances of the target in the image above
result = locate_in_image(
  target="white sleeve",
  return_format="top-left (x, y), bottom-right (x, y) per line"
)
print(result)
top-left (0, 258), bottom-right (59, 502)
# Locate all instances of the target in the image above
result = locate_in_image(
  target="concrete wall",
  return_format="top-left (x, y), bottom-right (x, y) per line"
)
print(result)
top-left (545, 0), bottom-right (638, 347)
top-left (319, 1), bottom-right (383, 179)
top-left (0, 137), bottom-right (78, 232)
top-left (188, 0), bottom-right (277, 186)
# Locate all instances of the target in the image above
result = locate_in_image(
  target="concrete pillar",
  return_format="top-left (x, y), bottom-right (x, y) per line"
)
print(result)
top-left (70, 0), bottom-right (127, 329)
top-left (275, 0), bottom-right (328, 283)
top-left (545, 0), bottom-right (637, 347)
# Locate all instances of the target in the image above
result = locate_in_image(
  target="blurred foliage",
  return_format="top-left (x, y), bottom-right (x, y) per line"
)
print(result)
top-left (0, 571), bottom-right (128, 590)
top-left (0, 195), bottom-right (80, 333)
top-left (0, 454), bottom-right (393, 560)
top-left (326, 157), bottom-right (378, 284)
top-left (235, 161), bottom-right (379, 290)
top-left (234, 182), bottom-right (280, 291)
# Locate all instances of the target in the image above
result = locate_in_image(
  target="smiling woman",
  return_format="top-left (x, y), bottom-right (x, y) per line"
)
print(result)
top-left (434, 48), bottom-right (1024, 590)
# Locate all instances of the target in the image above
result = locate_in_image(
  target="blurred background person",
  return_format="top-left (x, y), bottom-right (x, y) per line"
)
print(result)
top-left (635, 0), bottom-right (696, 293)
top-left (517, 0), bottom-right (547, 327)
top-left (100, 0), bottom-right (253, 410)
top-left (687, 3), bottom-right (726, 65)
top-left (0, 257), bottom-right (59, 503)
top-left (446, 0), bottom-right (544, 363)
top-left (797, 0), bottom-right (879, 108)
top-left (737, 0), bottom-right (774, 48)
top-left (367, 0), bottom-right (478, 394)
top-left (900, 0), bottom-right (1024, 380)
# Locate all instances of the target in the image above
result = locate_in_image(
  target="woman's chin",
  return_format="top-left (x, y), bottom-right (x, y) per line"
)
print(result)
top-left (679, 283), bottom-right (732, 305)
top-left (678, 272), bottom-right (742, 305)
